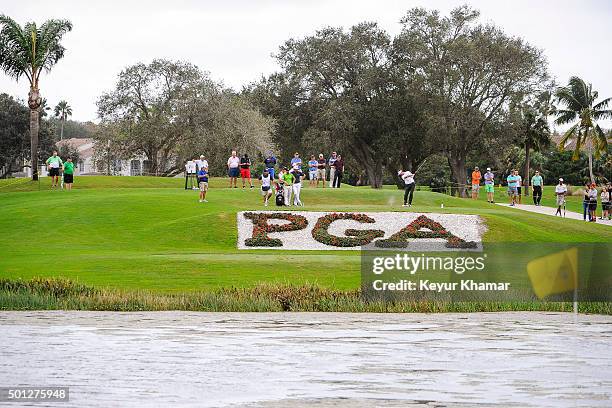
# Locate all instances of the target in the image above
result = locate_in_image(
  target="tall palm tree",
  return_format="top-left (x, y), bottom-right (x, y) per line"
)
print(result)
top-left (554, 76), bottom-right (611, 183)
top-left (0, 15), bottom-right (72, 180)
top-left (517, 91), bottom-right (551, 196)
top-left (54, 100), bottom-right (72, 140)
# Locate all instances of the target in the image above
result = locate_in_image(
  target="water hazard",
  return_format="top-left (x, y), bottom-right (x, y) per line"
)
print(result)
top-left (1, 311), bottom-right (610, 407)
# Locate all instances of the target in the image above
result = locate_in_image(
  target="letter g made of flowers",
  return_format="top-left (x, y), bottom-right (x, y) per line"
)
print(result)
top-left (311, 213), bottom-right (384, 247)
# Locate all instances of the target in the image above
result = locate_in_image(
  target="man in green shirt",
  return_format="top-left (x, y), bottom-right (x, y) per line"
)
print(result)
top-left (279, 167), bottom-right (295, 206)
top-left (63, 157), bottom-right (75, 190)
top-left (46, 151), bottom-right (63, 188)
top-left (531, 170), bottom-right (543, 206)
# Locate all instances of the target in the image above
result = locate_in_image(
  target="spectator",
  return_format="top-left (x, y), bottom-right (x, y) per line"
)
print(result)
top-left (484, 167), bottom-right (495, 203)
top-left (264, 153), bottom-right (277, 179)
top-left (516, 171), bottom-right (523, 204)
top-left (332, 154), bottom-right (344, 188)
top-left (601, 184), bottom-right (610, 220)
top-left (307, 155), bottom-right (318, 187)
top-left (582, 183), bottom-right (591, 221)
top-left (555, 178), bottom-right (567, 216)
top-left (227, 150), bottom-right (240, 188)
top-left (588, 183), bottom-right (598, 222)
top-left (290, 152), bottom-right (302, 170)
top-left (240, 153), bottom-right (253, 189)
top-left (46, 151), bottom-right (63, 188)
top-left (506, 170), bottom-right (519, 206)
top-left (62, 157), bottom-right (75, 190)
top-left (316, 154), bottom-right (326, 188)
top-left (471, 166), bottom-right (481, 200)
top-left (328, 151), bottom-right (338, 188)
top-left (195, 155), bottom-right (208, 172)
top-left (531, 170), bottom-right (543, 206)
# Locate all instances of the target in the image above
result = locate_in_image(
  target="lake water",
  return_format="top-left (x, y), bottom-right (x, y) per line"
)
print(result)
top-left (1, 311), bottom-right (610, 407)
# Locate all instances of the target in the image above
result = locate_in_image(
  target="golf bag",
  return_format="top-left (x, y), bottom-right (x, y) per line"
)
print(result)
top-left (275, 184), bottom-right (285, 206)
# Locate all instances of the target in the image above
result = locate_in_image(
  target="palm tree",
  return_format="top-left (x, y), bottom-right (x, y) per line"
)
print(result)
top-left (54, 100), bottom-right (72, 140)
top-left (0, 15), bottom-right (72, 180)
top-left (517, 91), bottom-right (551, 196)
top-left (554, 76), bottom-right (611, 183)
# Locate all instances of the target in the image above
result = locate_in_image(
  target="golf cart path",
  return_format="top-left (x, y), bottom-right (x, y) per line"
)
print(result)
top-left (496, 203), bottom-right (612, 226)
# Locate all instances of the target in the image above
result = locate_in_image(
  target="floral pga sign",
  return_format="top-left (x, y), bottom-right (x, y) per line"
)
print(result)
top-left (237, 211), bottom-right (486, 251)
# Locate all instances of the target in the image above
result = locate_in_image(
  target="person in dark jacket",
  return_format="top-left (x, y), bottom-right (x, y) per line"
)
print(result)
top-left (332, 154), bottom-right (344, 188)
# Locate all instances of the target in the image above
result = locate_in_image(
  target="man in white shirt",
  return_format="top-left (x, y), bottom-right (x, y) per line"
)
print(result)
top-left (46, 151), bottom-right (63, 188)
top-left (227, 150), bottom-right (241, 188)
top-left (555, 178), bottom-right (567, 217)
top-left (195, 155), bottom-right (208, 172)
top-left (399, 170), bottom-right (416, 207)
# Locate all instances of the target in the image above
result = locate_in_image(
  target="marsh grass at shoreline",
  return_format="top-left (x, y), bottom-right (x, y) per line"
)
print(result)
top-left (1, 278), bottom-right (609, 314)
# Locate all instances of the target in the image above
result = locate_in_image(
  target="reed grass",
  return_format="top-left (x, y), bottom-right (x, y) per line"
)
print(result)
top-left (1, 278), bottom-right (609, 314)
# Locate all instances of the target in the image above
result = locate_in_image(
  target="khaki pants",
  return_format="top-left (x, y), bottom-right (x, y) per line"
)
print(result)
top-left (283, 185), bottom-right (292, 205)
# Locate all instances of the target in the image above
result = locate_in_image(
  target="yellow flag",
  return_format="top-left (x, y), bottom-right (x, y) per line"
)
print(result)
top-left (527, 247), bottom-right (578, 299)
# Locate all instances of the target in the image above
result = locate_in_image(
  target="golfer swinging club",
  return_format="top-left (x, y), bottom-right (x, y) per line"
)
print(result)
top-left (398, 169), bottom-right (417, 207)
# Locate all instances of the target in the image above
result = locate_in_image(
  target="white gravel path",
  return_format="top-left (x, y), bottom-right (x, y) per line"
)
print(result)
top-left (496, 203), bottom-right (612, 226)
top-left (237, 211), bottom-right (486, 250)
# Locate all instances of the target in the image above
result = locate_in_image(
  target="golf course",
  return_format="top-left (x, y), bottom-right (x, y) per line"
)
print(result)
top-left (1, 176), bottom-right (610, 313)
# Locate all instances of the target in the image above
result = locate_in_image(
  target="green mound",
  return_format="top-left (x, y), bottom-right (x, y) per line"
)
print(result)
top-left (0, 176), bottom-right (609, 294)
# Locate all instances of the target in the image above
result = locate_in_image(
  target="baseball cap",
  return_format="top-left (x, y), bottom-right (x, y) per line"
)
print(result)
top-left (486, 167), bottom-right (491, 171)
top-left (559, 178), bottom-right (563, 182)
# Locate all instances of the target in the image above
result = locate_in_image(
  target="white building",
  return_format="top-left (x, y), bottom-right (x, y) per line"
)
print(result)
top-left (10, 138), bottom-right (174, 178)
top-left (47, 138), bottom-right (158, 176)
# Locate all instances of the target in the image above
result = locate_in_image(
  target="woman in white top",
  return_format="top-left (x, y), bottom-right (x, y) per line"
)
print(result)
top-left (398, 170), bottom-right (416, 207)
top-left (259, 169), bottom-right (273, 206)
top-left (601, 187), bottom-right (610, 220)
top-left (554, 178), bottom-right (567, 216)
top-left (588, 183), bottom-right (598, 222)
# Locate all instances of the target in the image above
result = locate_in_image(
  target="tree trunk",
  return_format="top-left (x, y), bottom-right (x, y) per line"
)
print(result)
top-left (588, 147), bottom-right (595, 184)
top-left (28, 88), bottom-right (42, 181)
top-left (349, 143), bottom-right (382, 188)
top-left (524, 144), bottom-right (530, 197)
top-left (29, 109), bottom-right (40, 181)
top-left (364, 159), bottom-right (383, 188)
top-left (447, 154), bottom-right (467, 198)
top-left (586, 127), bottom-right (595, 184)
top-left (60, 119), bottom-right (65, 141)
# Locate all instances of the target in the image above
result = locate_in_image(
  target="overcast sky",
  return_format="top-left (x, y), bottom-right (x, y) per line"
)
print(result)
top-left (1, 0), bottom-right (611, 128)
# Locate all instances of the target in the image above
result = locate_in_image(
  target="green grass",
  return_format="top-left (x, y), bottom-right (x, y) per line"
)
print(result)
top-left (0, 176), bottom-right (610, 299)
